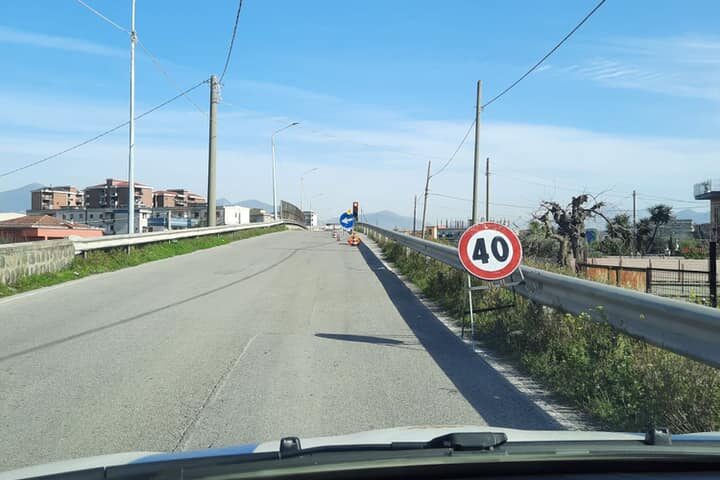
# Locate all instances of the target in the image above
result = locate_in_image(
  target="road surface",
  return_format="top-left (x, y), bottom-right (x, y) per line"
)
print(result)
top-left (0, 230), bottom-right (559, 471)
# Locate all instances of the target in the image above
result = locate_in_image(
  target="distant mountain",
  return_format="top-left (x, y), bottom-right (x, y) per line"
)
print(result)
top-left (216, 197), bottom-right (234, 206)
top-left (675, 209), bottom-right (711, 224)
top-left (235, 199), bottom-right (273, 211)
top-left (0, 183), bottom-right (42, 212)
top-left (323, 210), bottom-right (414, 230)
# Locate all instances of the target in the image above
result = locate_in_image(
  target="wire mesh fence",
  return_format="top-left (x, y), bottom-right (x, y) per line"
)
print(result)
top-left (578, 262), bottom-right (718, 306)
top-left (280, 200), bottom-right (304, 225)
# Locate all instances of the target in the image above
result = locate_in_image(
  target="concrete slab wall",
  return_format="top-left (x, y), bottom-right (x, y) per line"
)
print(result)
top-left (0, 240), bottom-right (75, 285)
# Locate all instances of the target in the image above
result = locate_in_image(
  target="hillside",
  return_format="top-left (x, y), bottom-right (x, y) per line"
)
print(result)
top-left (0, 183), bottom-right (43, 213)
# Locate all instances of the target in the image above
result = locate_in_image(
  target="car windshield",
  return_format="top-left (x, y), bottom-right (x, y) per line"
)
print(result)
top-left (1, 0), bottom-right (720, 475)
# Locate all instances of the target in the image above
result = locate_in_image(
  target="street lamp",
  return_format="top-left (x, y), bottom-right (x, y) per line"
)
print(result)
top-left (300, 167), bottom-right (318, 212)
top-left (307, 193), bottom-right (323, 230)
top-left (271, 121), bottom-right (300, 220)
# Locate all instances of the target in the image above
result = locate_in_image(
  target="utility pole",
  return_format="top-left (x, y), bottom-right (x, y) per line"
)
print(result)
top-left (412, 195), bottom-right (417, 236)
top-left (207, 74), bottom-right (219, 227)
top-left (485, 157), bottom-right (490, 223)
top-left (471, 80), bottom-right (482, 225)
top-left (421, 160), bottom-right (431, 239)
top-left (127, 0), bottom-right (136, 235)
top-left (632, 190), bottom-right (637, 255)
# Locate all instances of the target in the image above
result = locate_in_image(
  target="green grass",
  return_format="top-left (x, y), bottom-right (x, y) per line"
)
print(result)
top-left (371, 231), bottom-right (720, 433)
top-left (0, 225), bottom-right (286, 298)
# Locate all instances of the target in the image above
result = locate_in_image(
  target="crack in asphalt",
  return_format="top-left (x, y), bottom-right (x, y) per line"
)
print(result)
top-left (0, 250), bottom-right (297, 363)
top-left (173, 332), bottom-right (261, 451)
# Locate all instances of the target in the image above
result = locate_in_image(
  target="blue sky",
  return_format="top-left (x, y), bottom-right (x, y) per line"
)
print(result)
top-left (1, 0), bottom-right (718, 224)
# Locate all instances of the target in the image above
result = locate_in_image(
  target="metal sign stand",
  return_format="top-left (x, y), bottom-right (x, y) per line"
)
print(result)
top-left (463, 268), bottom-right (526, 351)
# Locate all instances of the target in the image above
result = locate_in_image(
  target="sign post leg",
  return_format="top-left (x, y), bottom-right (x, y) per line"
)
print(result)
top-left (466, 274), bottom-right (476, 352)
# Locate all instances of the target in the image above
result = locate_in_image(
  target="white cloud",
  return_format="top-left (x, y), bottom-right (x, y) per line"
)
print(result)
top-left (0, 82), bottom-right (715, 224)
top-left (0, 25), bottom-right (123, 57)
top-left (562, 35), bottom-right (720, 101)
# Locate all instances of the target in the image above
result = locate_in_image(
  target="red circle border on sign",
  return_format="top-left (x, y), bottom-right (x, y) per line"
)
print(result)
top-left (457, 222), bottom-right (523, 281)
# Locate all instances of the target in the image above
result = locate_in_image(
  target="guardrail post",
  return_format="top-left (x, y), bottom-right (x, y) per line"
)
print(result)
top-left (646, 267), bottom-right (652, 293)
top-left (710, 241), bottom-right (717, 308)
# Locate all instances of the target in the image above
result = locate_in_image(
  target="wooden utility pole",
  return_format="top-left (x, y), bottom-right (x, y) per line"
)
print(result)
top-left (485, 157), bottom-right (490, 222)
top-left (412, 195), bottom-right (417, 236)
top-left (421, 160), bottom-right (431, 239)
top-left (471, 80), bottom-right (482, 225)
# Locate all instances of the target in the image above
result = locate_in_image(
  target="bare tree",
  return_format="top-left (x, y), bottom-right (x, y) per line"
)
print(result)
top-left (533, 194), bottom-right (611, 271)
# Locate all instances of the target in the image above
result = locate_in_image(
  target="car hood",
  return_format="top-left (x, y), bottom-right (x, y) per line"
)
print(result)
top-left (3, 425), bottom-right (720, 480)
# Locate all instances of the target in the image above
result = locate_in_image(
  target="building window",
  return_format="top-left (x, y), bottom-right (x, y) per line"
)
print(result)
top-left (90, 214), bottom-right (94, 219)
top-left (62, 214), bottom-right (66, 219)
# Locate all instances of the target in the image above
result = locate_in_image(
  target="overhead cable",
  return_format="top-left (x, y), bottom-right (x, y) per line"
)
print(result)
top-left (482, 0), bottom-right (607, 109)
top-left (75, 0), bottom-right (129, 33)
top-left (0, 80), bottom-right (208, 179)
top-left (219, 0), bottom-right (244, 83)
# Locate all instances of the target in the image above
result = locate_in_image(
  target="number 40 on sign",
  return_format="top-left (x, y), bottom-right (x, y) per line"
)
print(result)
top-left (457, 222), bottom-right (523, 281)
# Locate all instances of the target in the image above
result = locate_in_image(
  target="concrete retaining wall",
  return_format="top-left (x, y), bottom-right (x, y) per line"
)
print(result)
top-left (0, 240), bottom-right (75, 285)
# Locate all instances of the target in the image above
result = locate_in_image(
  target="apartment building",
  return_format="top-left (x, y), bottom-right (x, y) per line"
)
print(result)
top-left (31, 186), bottom-right (83, 210)
top-left (25, 207), bottom-right (151, 235)
top-left (152, 189), bottom-right (206, 208)
top-left (84, 178), bottom-right (152, 209)
top-left (0, 215), bottom-right (103, 242)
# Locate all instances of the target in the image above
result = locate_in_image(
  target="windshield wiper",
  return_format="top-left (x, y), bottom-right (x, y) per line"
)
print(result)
top-left (278, 432), bottom-right (508, 459)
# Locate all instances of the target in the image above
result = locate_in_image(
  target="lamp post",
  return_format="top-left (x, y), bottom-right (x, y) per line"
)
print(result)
top-left (308, 192), bottom-right (323, 229)
top-left (300, 167), bottom-right (318, 212)
top-left (271, 122), bottom-right (299, 219)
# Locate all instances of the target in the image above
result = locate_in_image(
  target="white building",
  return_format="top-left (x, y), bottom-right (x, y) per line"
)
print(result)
top-left (26, 207), bottom-right (151, 234)
top-left (303, 210), bottom-right (318, 228)
top-left (217, 206), bottom-right (251, 226)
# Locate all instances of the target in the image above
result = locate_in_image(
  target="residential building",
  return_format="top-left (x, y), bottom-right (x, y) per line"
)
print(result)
top-left (84, 178), bottom-right (152, 209)
top-left (31, 186), bottom-right (83, 210)
top-left (26, 207), bottom-right (151, 234)
top-left (217, 206), bottom-right (250, 226)
top-left (0, 215), bottom-right (103, 242)
top-left (148, 205), bottom-right (207, 231)
top-left (694, 178), bottom-right (720, 241)
top-left (656, 218), bottom-right (695, 242)
top-left (153, 191), bottom-right (178, 208)
top-left (303, 210), bottom-right (318, 228)
top-left (0, 212), bottom-right (24, 222)
top-left (250, 208), bottom-right (273, 223)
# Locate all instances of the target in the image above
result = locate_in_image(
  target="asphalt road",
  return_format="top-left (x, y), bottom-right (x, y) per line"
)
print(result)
top-left (0, 230), bottom-right (559, 471)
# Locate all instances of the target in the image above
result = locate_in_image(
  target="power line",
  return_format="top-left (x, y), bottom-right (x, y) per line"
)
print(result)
top-left (482, 0), bottom-right (607, 109)
top-left (430, 193), bottom-right (536, 210)
top-left (219, 0), bottom-right (244, 83)
top-left (0, 80), bottom-right (208, 179)
top-left (303, 128), bottom-right (446, 162)
top-left (430, 120), bottom-right (475, 178)
top-left (636, 193), bottom-right (705, 205)
top-left (136, 38), bottom-right (207, 116)
top-left (74, 0), bottom-right (207, 116)
top-left (75, 0), bottom-right (129, 33)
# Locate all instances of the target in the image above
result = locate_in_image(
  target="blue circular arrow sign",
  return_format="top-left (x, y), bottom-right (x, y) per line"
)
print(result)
top-left (339, 212), bottom-right (355, 230)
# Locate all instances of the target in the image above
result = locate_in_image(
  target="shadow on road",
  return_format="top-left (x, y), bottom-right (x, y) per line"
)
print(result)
top-left (315, 333), bottom-right (404, 345)
top-left (357, 241), bottom-right (562, 430)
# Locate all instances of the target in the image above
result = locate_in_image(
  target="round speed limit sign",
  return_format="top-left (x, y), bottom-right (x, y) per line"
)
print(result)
top-left (458, 222), bottom-right (523, 281)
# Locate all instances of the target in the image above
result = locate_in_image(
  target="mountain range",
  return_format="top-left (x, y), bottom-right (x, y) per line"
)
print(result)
top-left (674, 208), bottom-right (712, 224)
top-left (323, 210), bottom-right (415, 230)
top-left (218, 198), bottom-right (274, 211)
top-left (0, 183), bottom-right (43, 213)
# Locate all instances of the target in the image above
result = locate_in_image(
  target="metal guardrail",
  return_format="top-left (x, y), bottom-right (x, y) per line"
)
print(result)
top-left (361, 223), bottom-right (720, 369)
top-left (72, 220), bottom-right (303, 254)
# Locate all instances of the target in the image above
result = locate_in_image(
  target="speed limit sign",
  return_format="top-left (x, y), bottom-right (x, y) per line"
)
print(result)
top-left (458, 222), bottom-right (523, 281)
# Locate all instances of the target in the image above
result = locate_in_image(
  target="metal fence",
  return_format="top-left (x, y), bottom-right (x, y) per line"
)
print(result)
top-left (579, 263), bottom-right (717, 304)
top-left (280, 200), bottom-right (304, 225)
top-left (361, 223), bottom-right (720, 368)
